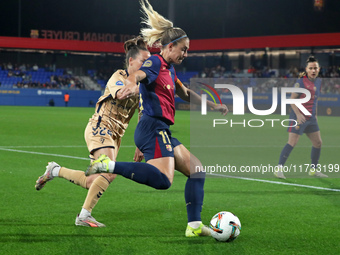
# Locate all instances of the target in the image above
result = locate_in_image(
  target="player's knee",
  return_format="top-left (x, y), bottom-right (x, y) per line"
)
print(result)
top-left (288, 141), bottom-right (297, 147)
top-left (314, 139), bottom-right (322, 148)
top-left (158, 175), bottom-right (172, 190)
top-left (191, 171), bottom-right (206, 179)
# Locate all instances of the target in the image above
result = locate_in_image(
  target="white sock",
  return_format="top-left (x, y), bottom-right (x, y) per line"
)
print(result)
top-left (51, 165), bottom-right (61, 177)
top-left (188, 221), bottom-right (202, 229)
top-left (79, 208), bottom-right (91, 219)
top-left (108, 161), bottom-right (116, 173)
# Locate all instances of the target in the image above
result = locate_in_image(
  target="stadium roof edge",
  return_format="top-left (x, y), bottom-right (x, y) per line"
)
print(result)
top-left (0, 33), bottom-right (340, 53)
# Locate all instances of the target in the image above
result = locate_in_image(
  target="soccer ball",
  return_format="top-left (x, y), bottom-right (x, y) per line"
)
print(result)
top-left (209, 211), bottom-right (241, 242)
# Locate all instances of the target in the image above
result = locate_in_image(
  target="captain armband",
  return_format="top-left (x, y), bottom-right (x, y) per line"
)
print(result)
top-left (176, 79), bottom-right (184, 87)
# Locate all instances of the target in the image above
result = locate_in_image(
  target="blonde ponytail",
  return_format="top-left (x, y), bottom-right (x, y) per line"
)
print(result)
top-left (140, 0), bottom-right (187, 48)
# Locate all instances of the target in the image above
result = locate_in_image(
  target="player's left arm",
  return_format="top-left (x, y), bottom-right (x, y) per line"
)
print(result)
top-left (175, 79), bottom-right (228, 116)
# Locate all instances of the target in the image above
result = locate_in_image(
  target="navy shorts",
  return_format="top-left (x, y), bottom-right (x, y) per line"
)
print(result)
top-left (287, 112), bottom-right (319, 135)
top-left (134, 114), bottom-right (181, 162)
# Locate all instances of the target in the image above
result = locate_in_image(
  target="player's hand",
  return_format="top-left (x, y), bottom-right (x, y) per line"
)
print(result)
top-left (213, 104), bottom-right (229, 116)
top-left (296, 114), bottom-right (306, 125)
top-left (133, 147), bottom-right (144, 162)
top-left (117, 86), bottom-right (139, 100)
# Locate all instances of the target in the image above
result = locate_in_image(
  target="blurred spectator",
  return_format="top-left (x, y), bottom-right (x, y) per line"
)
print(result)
top-left (32, 64), bottom-right (39, 71)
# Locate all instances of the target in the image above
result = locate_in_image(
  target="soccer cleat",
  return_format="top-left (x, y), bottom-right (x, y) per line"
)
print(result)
top-left (274, 166), bottom-right (286, 179)
top-left (75, 214), bottom-right (106, 228)
top-left (309, 169), bottom-right (328, 178)
top-left (35, 162), bottom-right (59, 190)
top-left (185, 223), bottom-right (211, 237)
top-left (85, 154), bottom-right (110, 176)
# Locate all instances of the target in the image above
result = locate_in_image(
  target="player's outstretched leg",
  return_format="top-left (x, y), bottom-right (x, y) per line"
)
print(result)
top-left (86, 154), bottom-right (171, 189)
top-left (35, 162), bottom-right (61, 190)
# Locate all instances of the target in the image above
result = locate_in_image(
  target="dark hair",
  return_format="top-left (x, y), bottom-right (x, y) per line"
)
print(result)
top-left (306, 55), bottom-right (318, 65)
top-left (124, 36), bottom-right (148, 68)
top-left (299, 55), bottom-right (319, 78)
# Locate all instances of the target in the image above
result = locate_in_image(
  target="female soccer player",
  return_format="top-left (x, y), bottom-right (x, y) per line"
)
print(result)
top-left (35, 37), bottom-right (151, 227)
top-left (274, 56), bottom-right (327, 179)
top-left (87, 0), bottom-right (228, 237)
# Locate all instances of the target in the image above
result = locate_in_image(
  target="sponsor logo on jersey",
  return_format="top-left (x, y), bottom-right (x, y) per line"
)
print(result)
top-left (163, 84), bottom-right (174, 90)
top-left (116, 81), bottom-right (124, 86)
top-left (142, 60), bottom-right (152, 67)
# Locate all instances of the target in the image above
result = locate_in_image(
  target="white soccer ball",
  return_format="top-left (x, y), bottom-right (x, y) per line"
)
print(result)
top-left (209, 211), bottom-right (241, 242)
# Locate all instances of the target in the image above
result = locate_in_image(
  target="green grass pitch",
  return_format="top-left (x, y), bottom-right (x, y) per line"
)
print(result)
top-left (0, 106), bottom-right (339, 255)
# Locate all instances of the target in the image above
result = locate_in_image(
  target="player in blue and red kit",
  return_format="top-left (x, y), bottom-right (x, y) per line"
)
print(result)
top-left (86, 0), bottom-right (228, 237)
top-left (275, 56), bottom-right (327, 178)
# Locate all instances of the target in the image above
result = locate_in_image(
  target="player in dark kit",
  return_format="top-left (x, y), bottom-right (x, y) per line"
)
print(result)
top-left (86, 0), bottom-right (228, 237)
top-left (274, 56), bottom-right (327, 179)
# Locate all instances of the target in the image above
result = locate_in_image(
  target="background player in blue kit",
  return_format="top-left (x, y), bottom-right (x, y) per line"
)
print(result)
top-left (275, 56), bottom-right (328, 179)
top-left (87, 0), bottom-right (228, 237)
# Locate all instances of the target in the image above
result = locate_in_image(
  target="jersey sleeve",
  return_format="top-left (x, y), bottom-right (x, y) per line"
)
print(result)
top-left (106, 70), bottom-right (126, 99)
top-left (139, 55), bottom-right (161, 85)
top-left (294, 78), bottom-right (305, 89)
top-left (174, 67), bottom-right (178, 83)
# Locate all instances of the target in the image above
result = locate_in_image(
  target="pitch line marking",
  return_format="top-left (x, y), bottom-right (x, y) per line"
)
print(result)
top-left (191, 145), bottom-right (340, 148)
top-left (0, 147), bottom-right (89, 161)
top-left (1, 147), bottom-right (339, 193)
top-left (208, 173), bottom-right (340, 192)
top-left (0, 145), bottom-right (136, 149)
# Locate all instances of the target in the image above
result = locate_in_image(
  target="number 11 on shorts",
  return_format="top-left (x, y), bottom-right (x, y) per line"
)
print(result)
top-left (159, 131), bottom-right (170, 144)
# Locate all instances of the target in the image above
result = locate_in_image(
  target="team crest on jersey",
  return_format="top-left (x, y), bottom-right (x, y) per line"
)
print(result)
top-left (116, 81), bottom-right (124, 86)
top-left (314, 86), bottom-right (316, 91)
top-left (294, 83), bottom-right (300, 88)
top-left (295, 125), bottom-right (300, 130)
top-left (142, 60), bottom-right (152, 67)
top-left (166, 144), bottom-right (172, 152)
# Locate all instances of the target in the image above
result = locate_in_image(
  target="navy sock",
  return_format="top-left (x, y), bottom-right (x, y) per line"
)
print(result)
top-left (114, 162), bottom-right (171, 190)
top-left (311, 146), bottom-right (321, 167)
top-left (185, 172), bottom-right (205, 222)
top-left (279, 143), bottom-right (294, 165)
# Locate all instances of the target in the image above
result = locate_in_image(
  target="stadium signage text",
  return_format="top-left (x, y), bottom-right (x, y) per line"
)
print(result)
top-left (31, 29), bottom-right (135, 43)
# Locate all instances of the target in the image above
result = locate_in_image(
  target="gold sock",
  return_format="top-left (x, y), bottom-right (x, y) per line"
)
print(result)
top-left (58, 167), bottom-right (87, 188)
top-left (82, 175), bottom-right (110, 212)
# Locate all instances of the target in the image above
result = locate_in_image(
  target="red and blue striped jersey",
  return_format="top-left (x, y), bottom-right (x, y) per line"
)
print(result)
top-left (139, 54), bottom-right (178, 125)
top-left (295, 76), bottom-right (321, 118)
